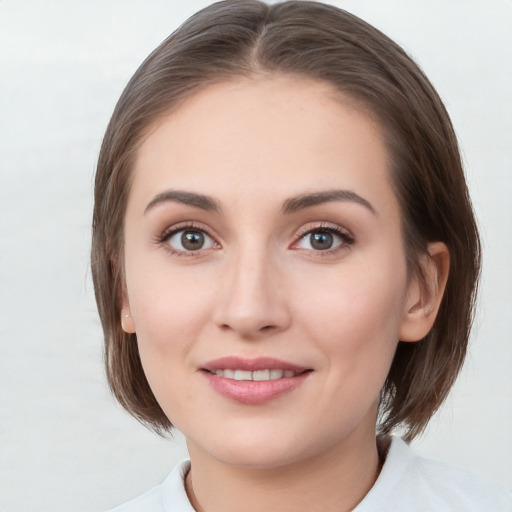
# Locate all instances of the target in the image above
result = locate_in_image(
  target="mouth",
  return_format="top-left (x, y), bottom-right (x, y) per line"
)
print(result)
top-left (206, 368), bottom-right (301, 381)
top-left (201, 357), bottom-right (312, 404)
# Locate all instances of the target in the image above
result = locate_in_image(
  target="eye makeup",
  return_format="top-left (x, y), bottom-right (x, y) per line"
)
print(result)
top-left (291, 222), bottom-right (355, 257)
top-left (153, 218), bottom-right (355, 260)
top-left (154, 221), bottom-right (221, 258)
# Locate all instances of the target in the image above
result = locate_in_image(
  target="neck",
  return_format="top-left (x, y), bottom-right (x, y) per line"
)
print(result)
top-left (185, 429), bottom-right (383, 512)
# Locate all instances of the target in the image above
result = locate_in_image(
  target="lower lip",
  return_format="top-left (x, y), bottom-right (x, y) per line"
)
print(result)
top-left (202, 371), bottom-right (310, 405)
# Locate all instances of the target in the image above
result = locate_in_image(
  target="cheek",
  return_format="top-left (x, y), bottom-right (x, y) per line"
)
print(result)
top-left (129, 270), bottom-right (214, 351)
top-left (123, 253), bottom-right (217, 383)
top-left (295, 258), bottom-right (407, 377)
top-left (125, 266), bottom-right (219, 421)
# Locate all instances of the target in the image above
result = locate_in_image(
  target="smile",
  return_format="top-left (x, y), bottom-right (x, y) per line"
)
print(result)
top-left (201, 357), bottom-right (312, 404)
top-left (211, 369), bottom-right (299, 381)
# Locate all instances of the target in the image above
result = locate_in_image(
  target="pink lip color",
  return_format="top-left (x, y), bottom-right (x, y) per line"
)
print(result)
top-left (201, 357), bottom-right (311, 405)
top-left (202, 356), bottom-right (308, 373)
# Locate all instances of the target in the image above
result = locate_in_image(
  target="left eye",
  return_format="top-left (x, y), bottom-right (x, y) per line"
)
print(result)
top-left (296, 229), bottom-right (346, 251)
top-left (167, 229), bottom-right (215, 252)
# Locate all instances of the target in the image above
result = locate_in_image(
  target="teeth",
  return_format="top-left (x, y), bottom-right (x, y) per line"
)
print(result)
top-left (270, 369), bottom-right (284, 379)
top-left (233, 370), bottom-right (252, 381)
top-left (213, 369), bottom-right (298, 381)
top-left (253, 370), bottom-right (270, 381)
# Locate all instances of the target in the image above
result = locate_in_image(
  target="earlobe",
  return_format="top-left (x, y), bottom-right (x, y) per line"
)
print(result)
top-left (112, 256), bottom-right (136, 333)
top-left (399, 242), bottom-right (450, 342)
top-left (121, 304), bottom-right (136, 333)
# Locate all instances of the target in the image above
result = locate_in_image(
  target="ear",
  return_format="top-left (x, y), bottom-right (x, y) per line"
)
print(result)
top-left (120, 296), bottom-right (136, 334)
top-left (399, 242), bottom-right (450, 342)
top-left (113, 254), bottom-right (136, 334)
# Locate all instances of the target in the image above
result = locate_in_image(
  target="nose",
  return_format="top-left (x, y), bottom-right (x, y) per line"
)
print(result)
top-left (212, 247), bottom-right (291, 339)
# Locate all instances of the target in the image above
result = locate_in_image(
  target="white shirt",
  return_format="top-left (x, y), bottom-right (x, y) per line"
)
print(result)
top-left (108, 437), bottom-right (512, 511)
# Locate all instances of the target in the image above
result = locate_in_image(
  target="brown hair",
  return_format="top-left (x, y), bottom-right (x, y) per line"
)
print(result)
top-left (92, 0), bottom-right (480, 441)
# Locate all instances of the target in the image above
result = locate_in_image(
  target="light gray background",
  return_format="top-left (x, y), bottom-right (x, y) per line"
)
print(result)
top-left (0, 1), bottom-right (511, 510)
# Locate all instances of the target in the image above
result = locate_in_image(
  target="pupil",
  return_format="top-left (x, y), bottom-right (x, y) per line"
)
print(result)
top-left (310, 231), bottom-right (333, 250)
top-left (181, 231), bottom-right (204, 251)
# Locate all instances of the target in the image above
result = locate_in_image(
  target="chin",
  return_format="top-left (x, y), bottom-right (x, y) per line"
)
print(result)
top-left (188, 425), bottom-right (310, 469)
top-left (215, 446), bottom-right (303, 470)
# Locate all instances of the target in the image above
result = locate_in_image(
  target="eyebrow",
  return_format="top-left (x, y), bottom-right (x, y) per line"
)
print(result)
top-left (282, 189), bottom-right (377, 215)
top-left (144, 188), bottom-right (376, 216)
top-left (145, 190), bottom-right (221, 214)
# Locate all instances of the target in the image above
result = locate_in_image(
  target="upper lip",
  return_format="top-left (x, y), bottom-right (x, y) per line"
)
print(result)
top-left (201, 356), bottom-right (310, 373)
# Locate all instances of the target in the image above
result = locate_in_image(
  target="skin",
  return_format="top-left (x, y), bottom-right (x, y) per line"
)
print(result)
top-left (121, 76), bottom-right (449, 512)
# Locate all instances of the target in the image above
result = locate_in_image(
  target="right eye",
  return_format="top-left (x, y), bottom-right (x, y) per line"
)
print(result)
top-left (166, 229), bottom-right (216, 253)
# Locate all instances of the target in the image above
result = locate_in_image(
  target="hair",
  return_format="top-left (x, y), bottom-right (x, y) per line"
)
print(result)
top-left (92, 0), bottom-right (480, 441)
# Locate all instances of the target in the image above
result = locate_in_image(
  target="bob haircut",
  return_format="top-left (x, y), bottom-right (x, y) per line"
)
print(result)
top-left (92, 0), bottom-right (480, 441)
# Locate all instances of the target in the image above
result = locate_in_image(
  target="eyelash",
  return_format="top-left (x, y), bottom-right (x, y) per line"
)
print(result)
top-left (293, 223), bottom-right (355, 255)
top-left (157, 221), bottom-right (218, 258)
top-left (156, 222), bottom-right (355, 257)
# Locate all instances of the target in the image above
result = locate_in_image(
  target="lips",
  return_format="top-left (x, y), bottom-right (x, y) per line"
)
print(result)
top-left (212, 369), bottom-right (298, 381)
top-left (201, 357), bottom-right (312, 404)
top-left (202, 356), bottom-right (308, 373)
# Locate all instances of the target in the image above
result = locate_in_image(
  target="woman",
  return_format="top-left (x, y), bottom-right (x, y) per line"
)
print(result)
top-left (91, 1), bottom-right (512, 510)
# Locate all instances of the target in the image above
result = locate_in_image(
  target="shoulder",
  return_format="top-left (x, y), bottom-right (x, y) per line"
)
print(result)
top-left (357, 437), bottom-right (512, 512)
top-left (408, 446), bottom-right (512, 511)
top-left (106, 460), bottom-right (193, 512)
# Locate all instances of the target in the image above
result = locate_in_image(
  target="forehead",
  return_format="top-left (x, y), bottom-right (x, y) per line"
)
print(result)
top-left (130, 76), bottom-right (396, 215)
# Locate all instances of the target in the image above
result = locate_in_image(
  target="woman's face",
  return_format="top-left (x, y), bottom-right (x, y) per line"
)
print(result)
top-left (122, 76), bottom-right (420, 468)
